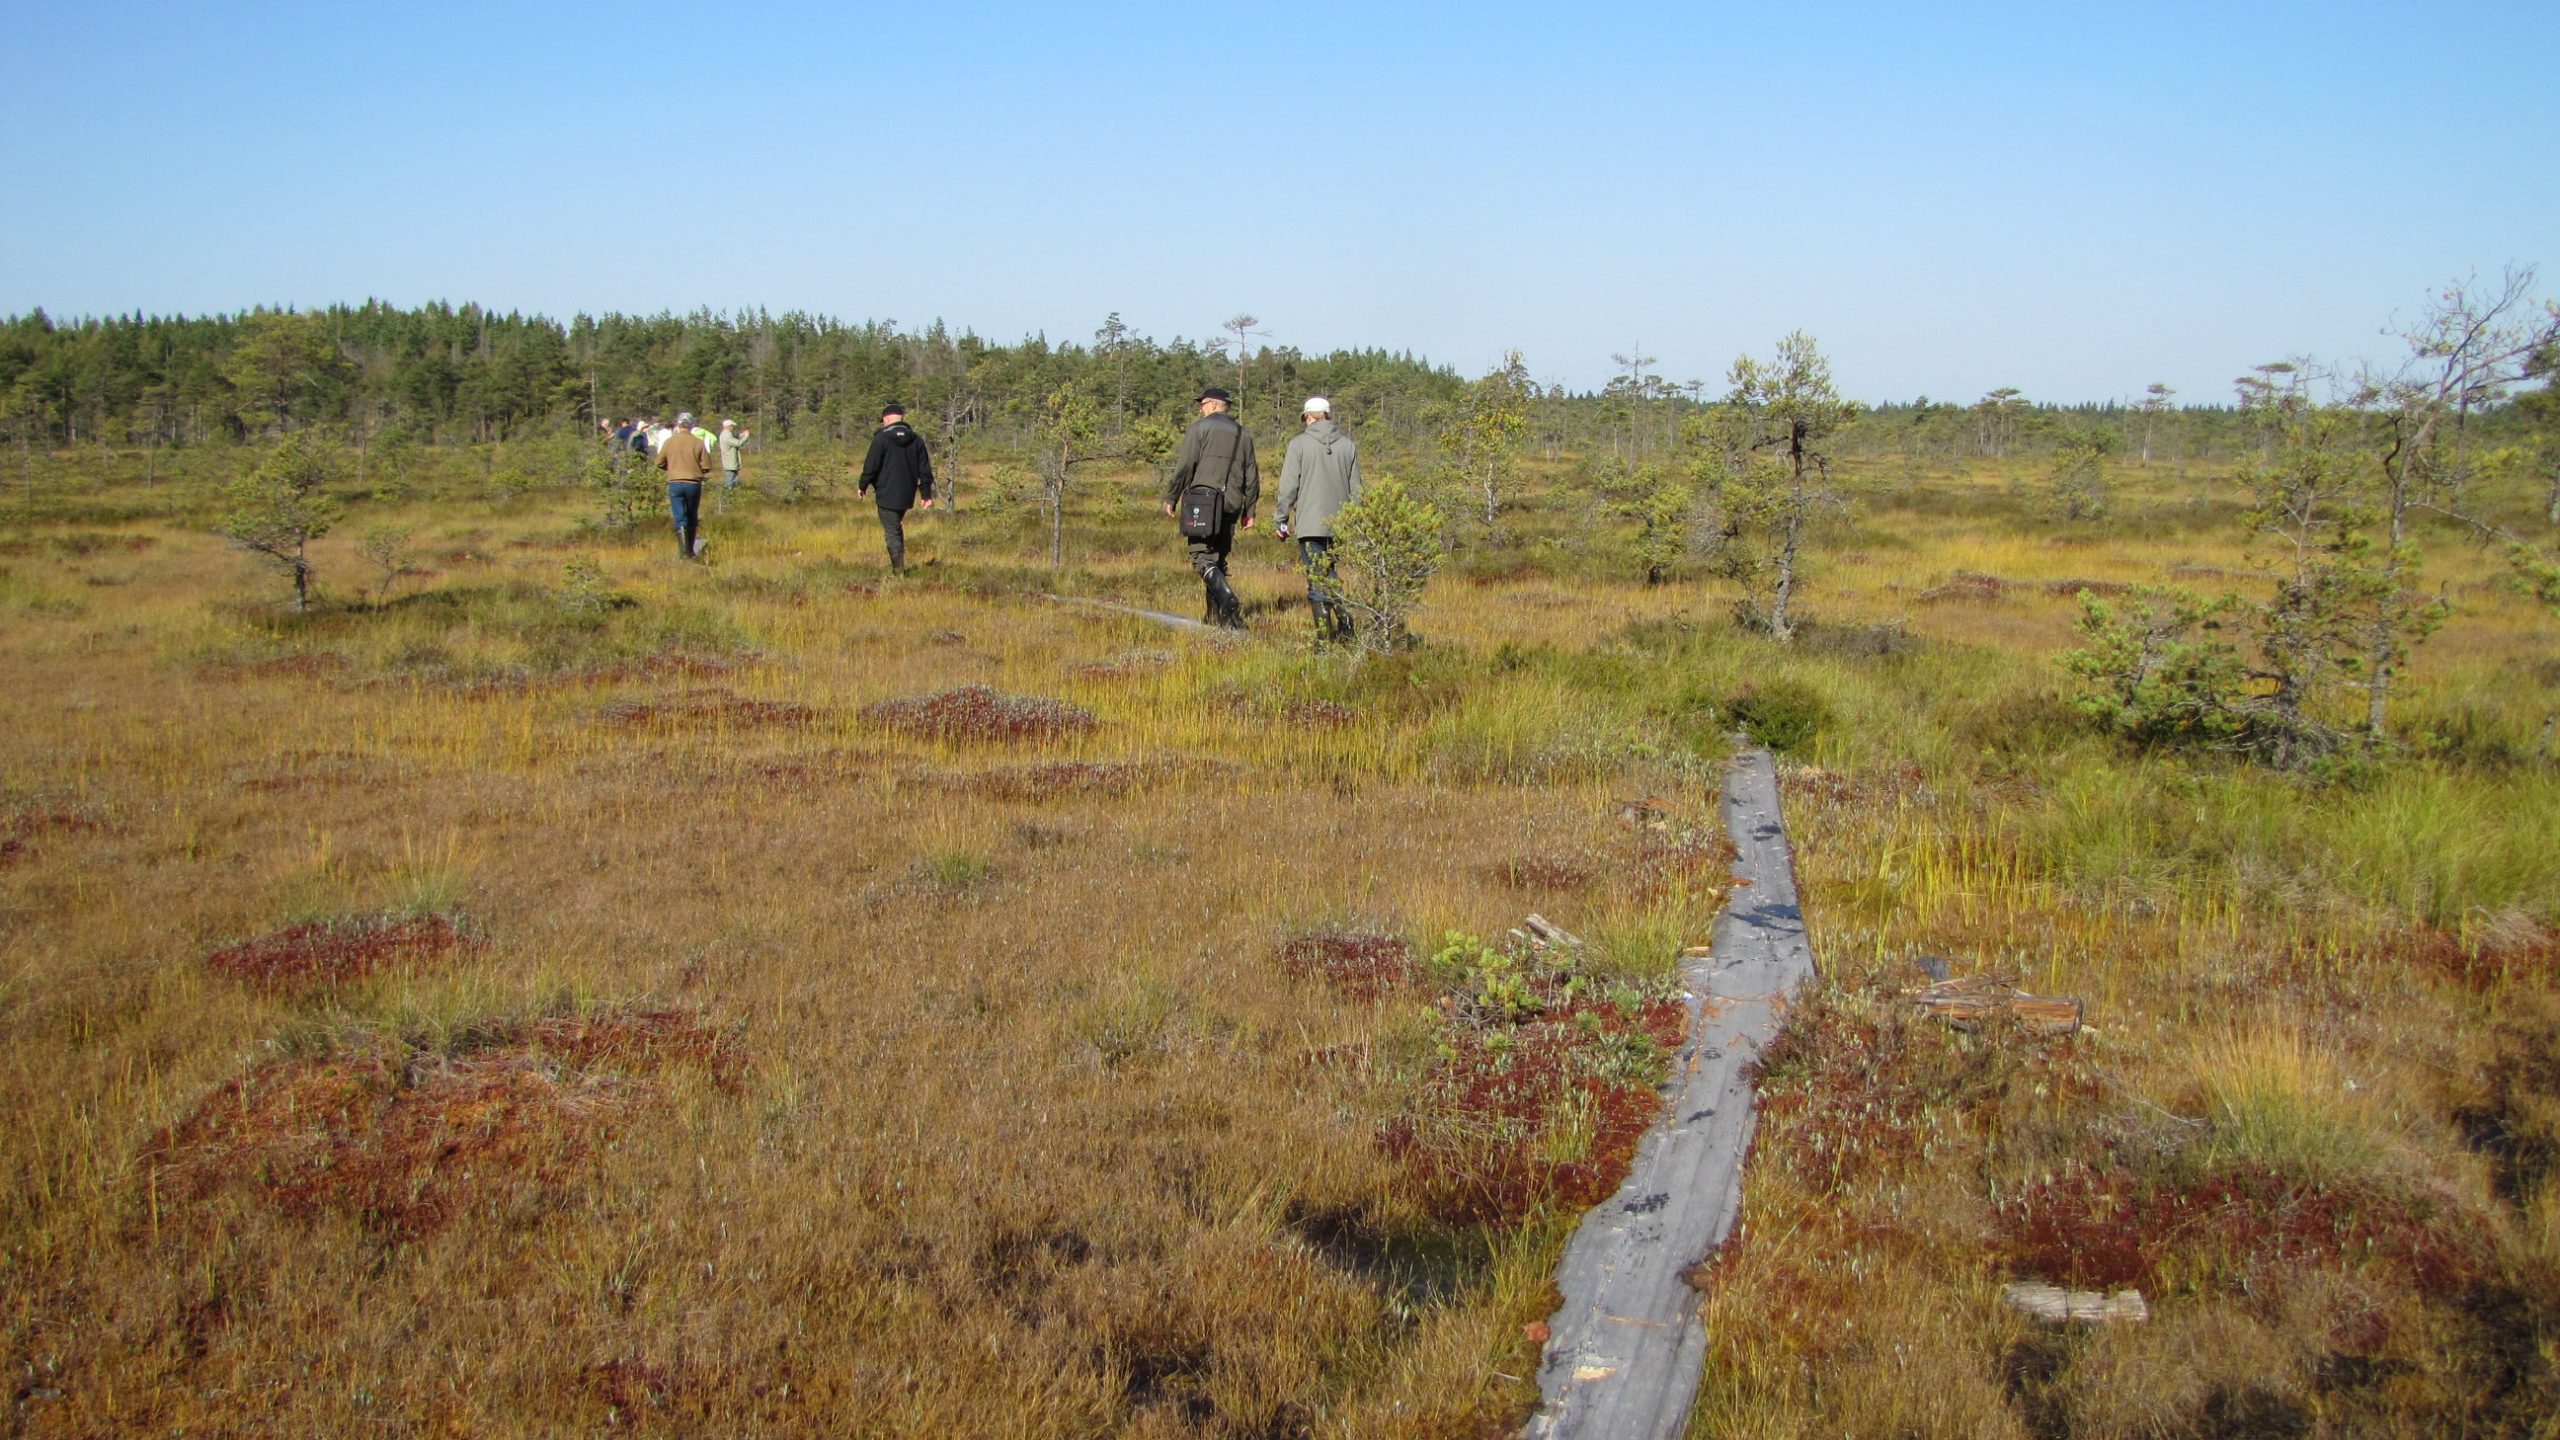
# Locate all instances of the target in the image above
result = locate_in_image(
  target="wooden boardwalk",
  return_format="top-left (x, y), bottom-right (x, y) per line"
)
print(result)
top-left (1524, 747), bottom-right (1817, 1440)
top-left (1042, 593), bottom-right (1219, 632)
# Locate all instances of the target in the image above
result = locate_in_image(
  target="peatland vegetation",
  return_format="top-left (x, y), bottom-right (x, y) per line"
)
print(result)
top-left (1, 284), bottom-right (2557, 1437)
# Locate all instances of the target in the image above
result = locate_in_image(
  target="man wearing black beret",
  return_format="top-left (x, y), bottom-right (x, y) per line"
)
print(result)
top-left (1159, 387), bottom-right (1258, 628)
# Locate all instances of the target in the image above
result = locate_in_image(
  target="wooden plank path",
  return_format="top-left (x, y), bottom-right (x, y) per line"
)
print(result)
top-left (1042, 593), bottom-right (1218, 632)
top-left (1524, 746), bottom-right (1817, 1440)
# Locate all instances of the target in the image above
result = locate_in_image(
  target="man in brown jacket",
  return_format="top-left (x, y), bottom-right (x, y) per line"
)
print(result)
top-left (654, 409), bottom-right (717, 561)
top-left (1160, 387), bottom-right (1258, 628)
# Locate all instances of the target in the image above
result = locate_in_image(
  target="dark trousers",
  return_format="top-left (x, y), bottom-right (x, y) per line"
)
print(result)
top-left (1298, 536), bottom-right (1351, 639)
top-left (667, 482), bottom-right (702, 558)
top-left (1185, 521), bottom-right (1235, 580)
top-left (877, 505), bottom-right (909, 569)
top-left (1187, 521), bottom-right (1242, 627)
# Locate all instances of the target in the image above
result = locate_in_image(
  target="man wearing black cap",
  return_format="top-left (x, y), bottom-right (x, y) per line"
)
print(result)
top-left (1160, 387), bottom-right (1258, 628)
top-left (857, 404), bottom-right (936, 572)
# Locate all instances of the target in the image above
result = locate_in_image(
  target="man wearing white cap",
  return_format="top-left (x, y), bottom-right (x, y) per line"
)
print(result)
top-left (1274, 396), bottom-right (1363, 641)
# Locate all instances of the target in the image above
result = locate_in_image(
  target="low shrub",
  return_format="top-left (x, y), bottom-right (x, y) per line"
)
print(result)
top-left (1728, 678), bottom-right (1833, 753)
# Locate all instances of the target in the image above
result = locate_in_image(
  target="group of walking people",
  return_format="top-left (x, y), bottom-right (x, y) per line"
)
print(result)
top-left (602, 387), bottom-right (1363, 637)
top-left (605, 412), bottom-right (755, 561)
top-left (1162, 387), bottom-right (1364, 637)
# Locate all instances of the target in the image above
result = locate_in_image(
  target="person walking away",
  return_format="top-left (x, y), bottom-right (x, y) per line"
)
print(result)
top-left (644, 416), bottom-right (674, 453)
top-left (655, 412), bottom-right (718, 561)
top-left (1274, 396), bottom-right (1362, 642)
top-left (1161, 386), bottom-right (1259, 629)
top-left (857, 404), bottom-right (935, 572)
top-left (717, 419), bottom-right (753, 490)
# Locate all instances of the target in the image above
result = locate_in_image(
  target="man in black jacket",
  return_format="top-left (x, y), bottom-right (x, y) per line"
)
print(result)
top-left (857, 404), bottom-right (936, 572)
top-left (1159, 387), bottom-right (1258, 628)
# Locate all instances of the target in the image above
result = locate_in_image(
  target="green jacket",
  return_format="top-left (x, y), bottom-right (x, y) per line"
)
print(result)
top-left (1163, 411), bottom-right (1259, 516)
top-left (1276, 419), bottom-right (1361, 537)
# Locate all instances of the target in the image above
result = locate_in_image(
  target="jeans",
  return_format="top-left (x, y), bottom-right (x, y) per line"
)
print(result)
top-left (722, 468), bottom-right (740, 490)
top-left (667, 481), bottom-right (702, 557)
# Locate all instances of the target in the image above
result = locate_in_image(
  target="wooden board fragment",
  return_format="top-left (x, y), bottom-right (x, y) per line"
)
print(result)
top-left (1904, 974), bottom-right (2082, 1036)
top-left (2002, 1281), bottom-right (2149, 1325)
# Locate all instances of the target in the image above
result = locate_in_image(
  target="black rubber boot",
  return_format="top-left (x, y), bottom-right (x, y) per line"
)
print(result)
top-left (1208, 571), bottom-right (1245, 630)
top-left (680, 521), bottom-right (701, 561)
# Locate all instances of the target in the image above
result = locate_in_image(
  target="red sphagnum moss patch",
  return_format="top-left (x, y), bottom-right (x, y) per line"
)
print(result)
top-left (1070, 649), bottom-right (1176, 680)
top-left (1276, 932), bottom-right (1422, 1000)
top-left (1992, 1159), bottom-right (2487, 1296)
top-left (862, 685), bottom-right (1097, 743)
top-left (1483, 852), bottom-right (1601, 891)
top-left (0, 802), bottom-right (111, 867)
top-left (1382, 993), bottom-right (1686, 1226)
top-left (140, 1009), bottom-right (743, 1238)
top-left (203, 911), bottom-right (485, 986)
top-left (602, 688), bottom-right (817, 729)
top-left (962, 760), bottom-right (1168, 802)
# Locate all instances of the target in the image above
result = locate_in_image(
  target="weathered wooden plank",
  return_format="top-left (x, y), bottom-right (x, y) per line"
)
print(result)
top-left (1904, 977), bottom-right (2084, 1037)
top-left (1040, 593), bottom-right (1219, 633)
top-left (1524, 746), bottom-right (1818, 1440)
top-left (2002, 1282), bottom-right (2149, 1325)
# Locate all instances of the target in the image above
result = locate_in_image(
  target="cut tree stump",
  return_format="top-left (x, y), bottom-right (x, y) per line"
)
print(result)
top-left (1904, 974), bottom-right (2082, 1036)
top-left (2002, 1281), bottom-right (2149, 1325)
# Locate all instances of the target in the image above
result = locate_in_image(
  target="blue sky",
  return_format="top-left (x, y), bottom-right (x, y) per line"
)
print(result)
top-left (2, 1), bottom-right (2551, 402)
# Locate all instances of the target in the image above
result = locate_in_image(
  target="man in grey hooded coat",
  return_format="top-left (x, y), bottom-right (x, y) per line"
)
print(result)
top-left (1274, 396), bottom-right (1362, 641)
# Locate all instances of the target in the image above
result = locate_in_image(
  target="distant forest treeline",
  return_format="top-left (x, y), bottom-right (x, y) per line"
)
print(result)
top-left (0, 301), bottom-right (2526, 464)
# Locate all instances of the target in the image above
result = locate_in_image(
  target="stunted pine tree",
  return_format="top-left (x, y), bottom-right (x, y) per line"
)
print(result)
top-left (2140, 382), bottom-right (2175, 464)
top-left (1218, 313), bottom-right (1267, 408)
top-left (2067, 372), bottom-right (2463, 774)
top-left (1325, 475), bottom-right (1446, 652)
top-left (1035, 385), bottom-right (1112, 569)
top-left (2349, 267), bottom-right (2556, 739)
top-left (1094, 312), bottom-right (1134, 422)
top-left (1694, 331), bottom-right (1853, 641)
top-left (221, 432), bottom-right (343, 610)
top-left (1596, 459), bottom-right (1697, 585)
top-left (1436, 352), bottom-right (1532, 532)
top-left (2046, 432), bottom-right (2116, 521)
top-left (2231, 396), bottom-right (2402, 769)
top-left (1974, 386), bottom-right (2025, 457)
